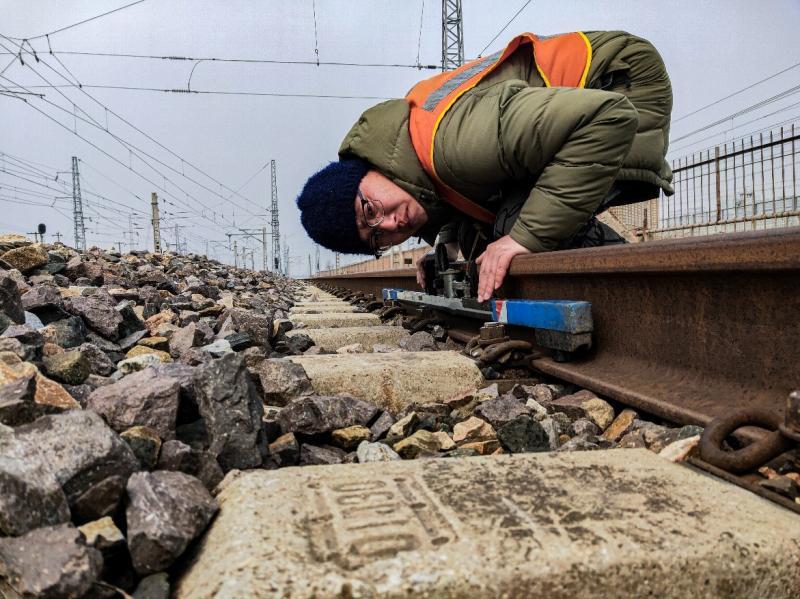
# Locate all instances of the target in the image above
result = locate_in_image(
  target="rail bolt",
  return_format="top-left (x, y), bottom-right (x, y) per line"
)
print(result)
top-left (479, 322), bottom-right (507, 341)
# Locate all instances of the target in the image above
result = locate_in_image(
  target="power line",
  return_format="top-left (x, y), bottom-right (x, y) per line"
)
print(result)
top-left (0, 77), bottom-right (229, 244)
top-left (0, 65), bottom-right (250, 251)
top-left (4, 81), bottom-right (395, 101)
top-left (13, 35), bottom-right (375, 214)
top-left (668, 101), bottom-right (800, 156)
top-left (6, 1), bottom-right (148, 41)
top-left (0, 38), bottom-right (266, 220)
top-left (0, 49), bottom-right (439, 70)
top-left (670, 82), bottom-right (800, 144)
top-left (477, 0), bottom-right (533, 57)
top-left (673, 60), bottom-right (800, 124)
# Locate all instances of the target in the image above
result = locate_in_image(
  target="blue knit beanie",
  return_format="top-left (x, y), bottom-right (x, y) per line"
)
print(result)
top-left (296, 157), bottom-right (372, 254)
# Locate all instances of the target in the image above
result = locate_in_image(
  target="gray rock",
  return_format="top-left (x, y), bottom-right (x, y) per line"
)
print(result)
top-left (24, 310), bottom-right (44, 329)
top-left (228, 308), bottom-right (272, 347)
top-left (1, 324), bottom-right (43, 361)
top-left (21, 284), bottom-right (67, 323)
top-left (369, 410), bottom-right (395, 441)
top-left (118, 329), bottom-right (148, 351)
top-left (43, 315), bottom-right (86, 348)
top-left (193, 353), bottom-right (265, 470)
top-left (474, 395), bottom-right (532, 430)
top-left (66, 292), bottom-right (124, 340)
top-left (116, 301), bottom-right (146, 338)
top-left (0, 429), bottom-right (70, 535)
top-left (0, 523), bottom-right (103, 598)
top-left (255, 359), bottom-right (312, 406)
top-left (497, 414), bottom-right (550, 453)
top-left (570, 418), bottom-right (601, 437)
top-left (199, 338), bottom-right (232, 357)
top-left (157, 439), bottom-right (224, 490)
top-left (87, 368), bottom-right (181, 439)
top-left (126, 471), bottom-right (218, 575)
top-left (15, 410), bottom-right (139, 521)
top-left (399, 330), bottom-right (437, 351)
top-left (0, 366), bottom-right (40, 426)
top-left (299, 443), bottom-right (345, 465)
top-left (356, 440), bottom-right (401, 462)
top-left (0, 270), bottom-right (24, 324)
top-left (556, 434), bottom-right (602, 452)
top-left (133, 573), bottom-right (170, 599)
top-left (42, 350), bottom-right (91, 384)
top-left (79, 342), bottom-right (117, 376)
top-left (278, 394), bottom-right (380, 435)
top-left (224, 331), bottom-right (252, 351)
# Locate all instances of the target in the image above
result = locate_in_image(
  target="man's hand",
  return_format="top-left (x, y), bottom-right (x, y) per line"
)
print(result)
top-left (415, 253), bottom-right (429, 288)
top-left (475, 235), bottom-right (532, 302)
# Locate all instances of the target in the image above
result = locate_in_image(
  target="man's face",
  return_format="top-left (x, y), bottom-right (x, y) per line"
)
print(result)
top-left (355, 170), bottom-right (428, 253)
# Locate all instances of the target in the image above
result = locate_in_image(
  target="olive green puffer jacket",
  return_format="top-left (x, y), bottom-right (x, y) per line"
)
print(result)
top-left (339, 31), bottom-right (673, 252)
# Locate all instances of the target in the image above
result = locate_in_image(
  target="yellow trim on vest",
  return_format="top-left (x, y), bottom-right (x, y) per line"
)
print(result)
top-left (576, 31), bottom-right (592, 88)
top-left (535, 62), bottom-right (552, 88)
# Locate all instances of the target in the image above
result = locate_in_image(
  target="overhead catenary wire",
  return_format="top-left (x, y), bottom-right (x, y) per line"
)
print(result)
top-left (0, 51), bottom-right (256, 249)
top-left (673, 59), bottom-right (800, 124)
top-left (670, 82), bottom-right (800, 144)
top-left (0, 77), bottom-right (232, 243)
top-left (477, 0), bottom-right (533, 57)
top-left (6, 0), bottom-right (148, 41)
top-left (2, 82), bottom-right (396, 101)
top-left (0, 49), bottom-right (439, 70)
top-left (5, 34), bottom-right (371, 214)
top-left (0, 37), bottom-right (267, 220)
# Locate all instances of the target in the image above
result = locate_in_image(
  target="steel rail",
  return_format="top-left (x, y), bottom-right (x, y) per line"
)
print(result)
top-left (314, 228), bottom-right (800, 430)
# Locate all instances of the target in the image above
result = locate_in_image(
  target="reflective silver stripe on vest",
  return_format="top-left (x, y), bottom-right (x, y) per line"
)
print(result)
top-left (421, 50), bottom-right (503, 112)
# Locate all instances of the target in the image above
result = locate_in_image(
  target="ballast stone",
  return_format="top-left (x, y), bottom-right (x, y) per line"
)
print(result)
top-left (287, 351), bottom-right (485, 412)
top-left (175, 449), bottom-right (800, 598)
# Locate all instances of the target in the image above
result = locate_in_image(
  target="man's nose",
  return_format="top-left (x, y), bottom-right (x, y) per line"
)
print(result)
top-left (379, 211), bottom-right (398, 232)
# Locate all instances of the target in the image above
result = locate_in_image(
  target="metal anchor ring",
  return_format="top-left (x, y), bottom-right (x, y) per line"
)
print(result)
top-left (699, 408), bottom-right (791, 474)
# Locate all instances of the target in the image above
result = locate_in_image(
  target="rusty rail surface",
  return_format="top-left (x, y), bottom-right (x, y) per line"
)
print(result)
top-left (314, 228), bottom-right (800, 430)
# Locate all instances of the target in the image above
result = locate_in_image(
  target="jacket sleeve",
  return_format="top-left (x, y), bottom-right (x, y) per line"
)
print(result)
top-left (500, 86), bottom-right (639, 251)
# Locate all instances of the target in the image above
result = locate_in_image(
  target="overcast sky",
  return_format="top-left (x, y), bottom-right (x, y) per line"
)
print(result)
top-left (2, 0), bottom-right (799, 275)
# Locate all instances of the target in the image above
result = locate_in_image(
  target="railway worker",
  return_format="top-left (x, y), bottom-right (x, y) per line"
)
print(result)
top-left (296, 30), bottom-right (673, 302)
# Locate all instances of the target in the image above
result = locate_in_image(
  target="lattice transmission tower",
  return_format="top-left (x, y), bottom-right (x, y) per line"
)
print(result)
top-left (270, 159), bottom-right (280, 272)
top-left (71, 156), bottom-right (87, 252)
top-left (441, 0), bottom-right (464, 71)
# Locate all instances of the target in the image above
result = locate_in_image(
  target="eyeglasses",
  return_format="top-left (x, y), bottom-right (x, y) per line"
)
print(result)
top-left (358, 189), bottom-right (391, 256)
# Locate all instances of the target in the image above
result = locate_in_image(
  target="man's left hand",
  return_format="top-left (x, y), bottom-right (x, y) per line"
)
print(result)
top-left (475, 235), bottom-right (532, 302)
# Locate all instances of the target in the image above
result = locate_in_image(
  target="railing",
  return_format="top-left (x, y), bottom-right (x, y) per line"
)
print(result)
top-left (646, 123), bottom-right (800, 238)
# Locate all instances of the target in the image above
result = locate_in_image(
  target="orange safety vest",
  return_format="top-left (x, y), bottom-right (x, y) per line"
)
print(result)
top-left (406, 32), bottom-right (592, 224)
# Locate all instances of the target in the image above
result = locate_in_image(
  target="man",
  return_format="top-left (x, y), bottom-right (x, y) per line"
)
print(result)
top-left (297, 31), bottom-right (673, 301)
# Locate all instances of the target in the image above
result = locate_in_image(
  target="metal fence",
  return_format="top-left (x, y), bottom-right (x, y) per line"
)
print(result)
top-left (646, 123), bottom-right (800, 238)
